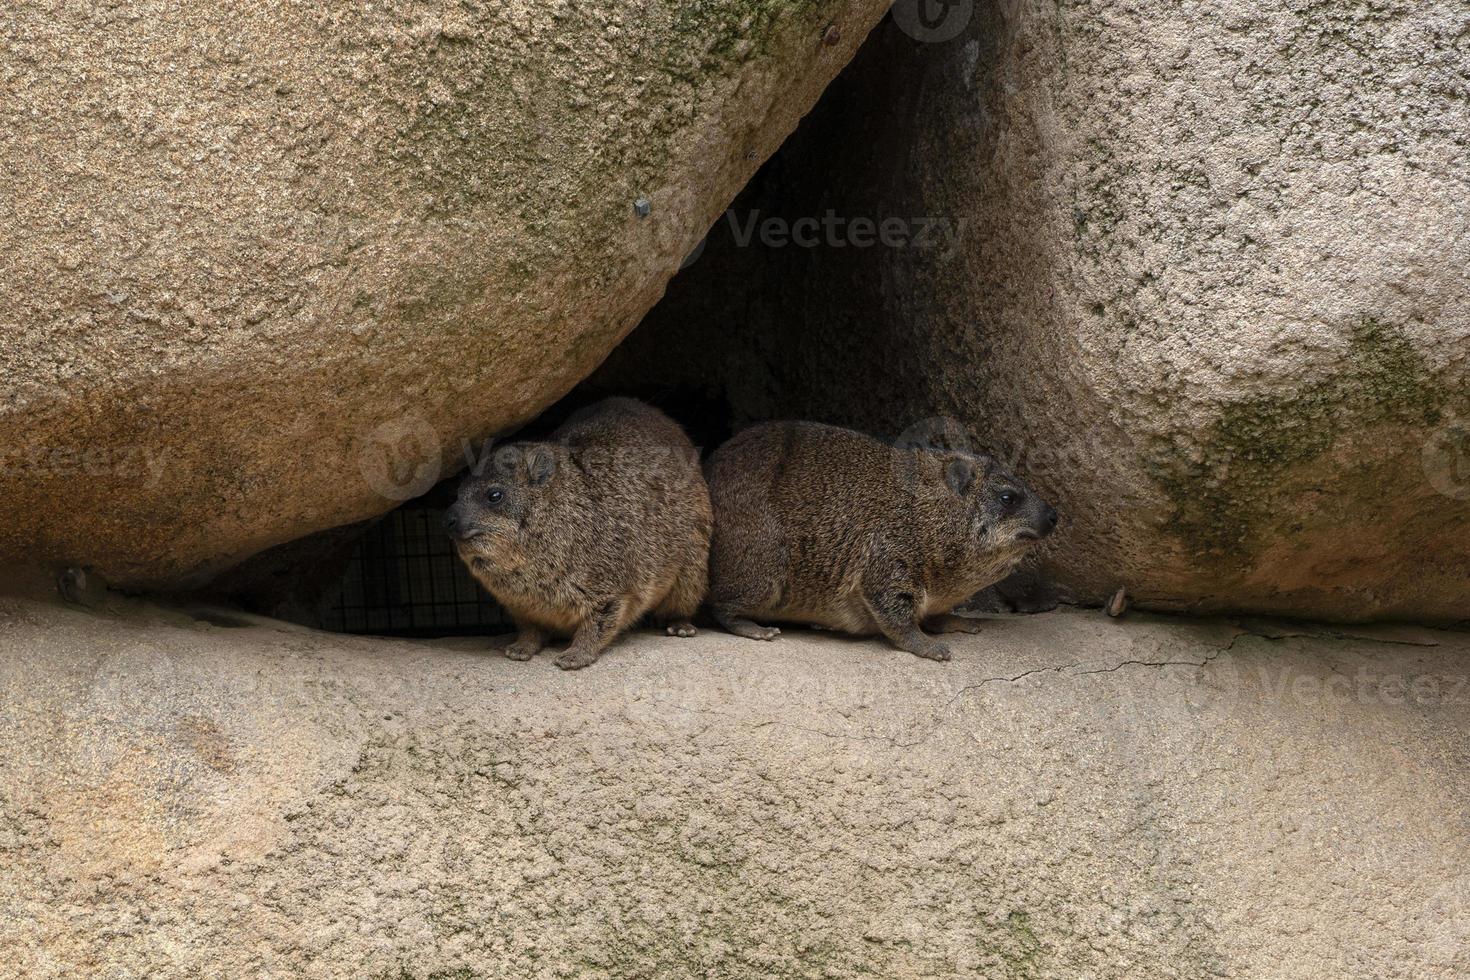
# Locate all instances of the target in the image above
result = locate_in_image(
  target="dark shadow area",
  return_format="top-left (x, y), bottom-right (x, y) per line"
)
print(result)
top-left (577, 11), bottom-right (963, 441)
top-left (313, 481), bottom-right (512, 637)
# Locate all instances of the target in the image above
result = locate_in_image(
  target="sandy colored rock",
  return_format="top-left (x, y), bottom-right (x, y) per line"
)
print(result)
top-left (1, 597), bottom-right (1467, 977)
top-left (589, 0), bottom-right (1470, 621)
top-left (0, 0), bottom-right (890, 589)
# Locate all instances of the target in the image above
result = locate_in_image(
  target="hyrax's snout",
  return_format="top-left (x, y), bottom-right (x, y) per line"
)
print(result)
top-left (1014, 495), bottom-right (1060, 541)
top-left (1039, 502), bottom-right (1060, 537)
top-left (442, 503), bottom-right (475, 541)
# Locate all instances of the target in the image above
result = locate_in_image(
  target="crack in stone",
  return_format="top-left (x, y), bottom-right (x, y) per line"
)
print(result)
top-left (1229, 618), bottom-right (1443, 649)
top-left (1071, 648), bottom-right (1225, 677)
top-left (937, 627), bottom-right (1252, 709)
top-left (936, 661), bottom-right (1085, 713)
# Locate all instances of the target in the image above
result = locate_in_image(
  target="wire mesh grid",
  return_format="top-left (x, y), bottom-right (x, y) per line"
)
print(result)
top-left (317, 505), bottom-right (513, 636)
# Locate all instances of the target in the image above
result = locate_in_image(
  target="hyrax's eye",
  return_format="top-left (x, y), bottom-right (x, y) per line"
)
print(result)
top-left (486, 487), bottom-right (505, 505)
top-left (998, 491), bottom-right (1018, 508)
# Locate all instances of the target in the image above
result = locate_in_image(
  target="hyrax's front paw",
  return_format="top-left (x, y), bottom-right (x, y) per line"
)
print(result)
top-left (504, 642), bottom-right (539, 662)
top-left (665, 620), bottom-right (698, 638)
top-left (501, 628), bottom-right (545, 662)
top-left (554, 648), bottom-right (600, 671)
top-left (718, 616), bottom-right (781, 642)
top-left (909, 639), bottom-right (953, 663)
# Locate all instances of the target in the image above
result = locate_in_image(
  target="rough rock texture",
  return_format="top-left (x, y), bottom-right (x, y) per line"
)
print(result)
top-left (0, 0), bottom-right (890, 588)
top-left (587, 1), bottom-right (1470, 621)
top-left (2, 596), bottom-right (1467, 977)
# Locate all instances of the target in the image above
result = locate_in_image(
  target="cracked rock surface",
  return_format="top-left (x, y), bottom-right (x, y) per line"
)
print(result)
top-left (1, 598), bottom-right (1467, 977)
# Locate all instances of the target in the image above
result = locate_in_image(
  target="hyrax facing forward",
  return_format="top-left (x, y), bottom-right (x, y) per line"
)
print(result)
top-left (445, 398), bottom-right (712, 670)
top-left (706, 422), bottom-right (1059, 662)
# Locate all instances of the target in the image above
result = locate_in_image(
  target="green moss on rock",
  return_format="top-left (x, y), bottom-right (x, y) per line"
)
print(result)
top-left (1153, 318), bottom-right (1445, 561)
top-left (374, 0), bottom-right (836, 290)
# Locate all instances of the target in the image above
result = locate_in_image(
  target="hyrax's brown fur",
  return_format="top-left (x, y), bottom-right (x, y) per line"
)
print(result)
top-left (446, 398), bottom-right (712, 670)
top-left (706, 421), bottom-right (1059, 661)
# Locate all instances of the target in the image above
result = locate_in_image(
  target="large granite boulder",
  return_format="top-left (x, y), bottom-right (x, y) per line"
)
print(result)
top-left (589, 0), bottom-right (1470, 621)
top-left (0, 0), bottom-right (890, 588)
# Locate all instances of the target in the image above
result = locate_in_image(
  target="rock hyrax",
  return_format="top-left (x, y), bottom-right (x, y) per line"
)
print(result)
top-left (705, 421), bottom-right (1059, 661)
top-left (445, 397), bottom-right (712, 670)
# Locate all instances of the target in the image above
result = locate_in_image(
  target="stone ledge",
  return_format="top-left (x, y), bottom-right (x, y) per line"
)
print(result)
top-left (1, 599), bottom-right (1466, 977)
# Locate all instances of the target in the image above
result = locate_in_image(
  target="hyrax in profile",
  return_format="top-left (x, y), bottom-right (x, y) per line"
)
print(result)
top-left (705, 422), bottom-right (1059, 662)
top-left (445, 398), bottom-right (712, 671)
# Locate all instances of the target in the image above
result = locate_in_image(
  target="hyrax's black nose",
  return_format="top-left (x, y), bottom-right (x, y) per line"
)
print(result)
top-left (442, 507), bottom-right (460, 534)
top-left (1041, 504), bottom-right (1060, 534)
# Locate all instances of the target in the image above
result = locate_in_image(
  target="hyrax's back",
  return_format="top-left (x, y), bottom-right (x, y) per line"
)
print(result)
top-left (554, 397), bottom-right (712, 617)
top-left (556, 397), bottom-right (693, 456)
top-left (706, 421), bottom-right (901, 629)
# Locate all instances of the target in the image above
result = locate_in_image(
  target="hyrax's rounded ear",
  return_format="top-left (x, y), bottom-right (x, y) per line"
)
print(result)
top-left (945, 457), bottom-right (976, 495)
top-left (527, 446), bottom-right (556, 486)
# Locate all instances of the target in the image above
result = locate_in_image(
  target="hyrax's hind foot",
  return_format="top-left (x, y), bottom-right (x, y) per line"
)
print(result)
top-left (883, 621), bottom-right (953, 661)
top-left (732, 621), bottom-right (782, 641)
top-left (665, 619), bottom-right (698, 638)
top-left (901, 633), bottom-right (953, 662)
top-left (923, 614), bottom-right (984, 635)
top-left (715, 609), bottom-right (781, 642)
